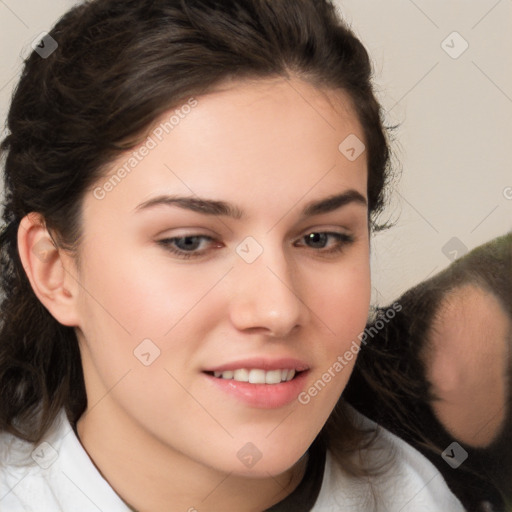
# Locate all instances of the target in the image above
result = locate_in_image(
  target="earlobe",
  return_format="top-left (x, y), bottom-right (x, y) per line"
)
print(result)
top-left (17, 213), bottom-right (81, 327)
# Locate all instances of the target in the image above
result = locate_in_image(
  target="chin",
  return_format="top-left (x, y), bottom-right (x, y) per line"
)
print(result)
top-left (216, 436), bottom-right (310, 479)
top-left (228, 455), bottom-right (305, 479)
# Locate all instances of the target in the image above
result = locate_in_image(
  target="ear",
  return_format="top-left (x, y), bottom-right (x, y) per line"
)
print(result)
top-left (17, 212), bottom-right (81, 327)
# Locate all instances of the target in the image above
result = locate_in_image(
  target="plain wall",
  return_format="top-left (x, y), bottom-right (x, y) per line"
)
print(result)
top-left (1, 0), bottom-right (511, 304)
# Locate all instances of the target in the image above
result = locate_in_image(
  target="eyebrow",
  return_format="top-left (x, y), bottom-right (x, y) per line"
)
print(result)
top-left (134, 189), bottom-right (367, 219)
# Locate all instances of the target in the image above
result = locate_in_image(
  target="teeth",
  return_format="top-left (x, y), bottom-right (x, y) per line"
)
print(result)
top-left (265, 369), bottom-right (282, 384)
top-left (233, 369), bottom-right (250, 382)
top-left (249, 369), bottom-right (265, 384)
top-left (211, 368), bottom-right (298, 384)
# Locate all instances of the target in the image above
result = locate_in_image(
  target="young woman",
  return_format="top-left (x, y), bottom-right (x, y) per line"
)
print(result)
top-left (0, 1), bottom-right (465, 510)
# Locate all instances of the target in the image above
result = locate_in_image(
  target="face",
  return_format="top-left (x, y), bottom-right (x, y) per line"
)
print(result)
top-left (73, 76), bottom-right (370, 477)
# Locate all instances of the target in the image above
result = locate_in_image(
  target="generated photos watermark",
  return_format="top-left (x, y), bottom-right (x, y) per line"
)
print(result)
top-left (93, 98), bottom-right (198, 200)
top-left (298, 302), bottom-right (402, 405)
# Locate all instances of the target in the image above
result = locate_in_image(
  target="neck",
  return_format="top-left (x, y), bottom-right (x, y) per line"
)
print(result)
top-left (76, 402), bottom-right (308, 512)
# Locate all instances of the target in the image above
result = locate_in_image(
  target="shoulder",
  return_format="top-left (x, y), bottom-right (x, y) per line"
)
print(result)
top-left (311, 406), bottom-right (466, 512)
top-left (0, 411), bottom-right (129, 512)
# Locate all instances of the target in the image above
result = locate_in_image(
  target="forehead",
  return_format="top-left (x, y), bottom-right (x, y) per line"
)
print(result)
top-left (85, 76), bottom-right (367, 221)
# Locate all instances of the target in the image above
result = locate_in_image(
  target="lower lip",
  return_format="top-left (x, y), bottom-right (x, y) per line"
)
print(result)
top-left (203, 371), bottom-right (309, 409)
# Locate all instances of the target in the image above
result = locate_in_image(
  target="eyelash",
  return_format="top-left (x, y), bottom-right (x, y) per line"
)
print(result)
top-left (157, 231), bottom-right (355, 260)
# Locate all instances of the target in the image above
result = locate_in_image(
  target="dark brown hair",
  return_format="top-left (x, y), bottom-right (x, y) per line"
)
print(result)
top-left (0, 0), bottom-right (392, 476)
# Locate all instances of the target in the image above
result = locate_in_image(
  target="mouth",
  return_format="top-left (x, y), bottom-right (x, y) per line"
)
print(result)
top-left (202, 359), bottom-right (310, 409)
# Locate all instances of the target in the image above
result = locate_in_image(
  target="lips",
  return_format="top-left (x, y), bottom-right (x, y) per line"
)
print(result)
top-left (202, 357), bottom-right (311, 408)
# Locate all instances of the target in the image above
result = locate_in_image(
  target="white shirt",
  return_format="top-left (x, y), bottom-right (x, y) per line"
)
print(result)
top-left (312, 430), bottom-right (466, 511)
top-left (0, 410), bottom-right (465, 511)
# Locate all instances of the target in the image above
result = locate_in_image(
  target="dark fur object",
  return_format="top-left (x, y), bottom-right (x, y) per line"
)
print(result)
top-left (346, 233), bottom-right (512, 512)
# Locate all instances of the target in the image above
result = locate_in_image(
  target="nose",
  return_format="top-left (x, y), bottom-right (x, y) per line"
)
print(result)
top-left (228, 245), bottom-right (308, 338)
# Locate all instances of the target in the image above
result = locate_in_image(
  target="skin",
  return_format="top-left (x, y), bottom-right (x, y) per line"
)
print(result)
top-left (425, 284), bottom-right (510, 448)
top-left (18, 76), bottom-right (370, 511)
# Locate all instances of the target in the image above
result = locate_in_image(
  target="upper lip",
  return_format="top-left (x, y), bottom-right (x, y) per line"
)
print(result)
top-left (203, 357), bottom-right (310, 373)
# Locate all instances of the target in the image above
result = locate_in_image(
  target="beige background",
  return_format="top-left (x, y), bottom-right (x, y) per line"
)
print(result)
top-left (1, 0), bottom-right (511, 304)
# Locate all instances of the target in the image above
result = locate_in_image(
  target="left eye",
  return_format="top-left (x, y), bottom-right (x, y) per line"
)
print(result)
top-left (168, 235), bottom-right (211, 251)
top-left (158, 235), bottom-right (218, 259)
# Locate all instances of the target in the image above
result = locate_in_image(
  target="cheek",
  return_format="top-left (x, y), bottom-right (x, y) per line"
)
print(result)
top-left (325, 267), bottom-right (371, 335)
top-left (76, 241), bottom-right (226, 340)
top-left (74, 239), bottom-right (236, 406)
top-left (308, 254), bottom-right (371, 350)
top-left (296, 250), bottom-right (371, 406)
